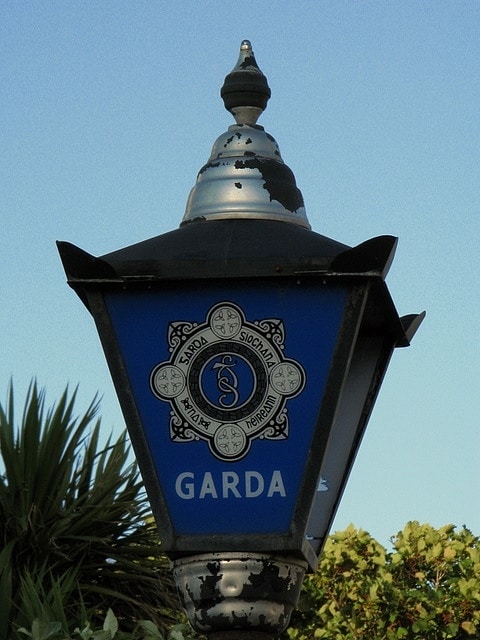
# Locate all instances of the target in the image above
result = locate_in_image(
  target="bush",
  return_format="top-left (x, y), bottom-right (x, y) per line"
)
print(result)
top-left (287, 522), bottom-right (480, 640)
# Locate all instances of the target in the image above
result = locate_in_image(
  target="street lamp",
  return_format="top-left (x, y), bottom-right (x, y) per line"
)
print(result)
top-left (58, 41), bottom-right (424, 639)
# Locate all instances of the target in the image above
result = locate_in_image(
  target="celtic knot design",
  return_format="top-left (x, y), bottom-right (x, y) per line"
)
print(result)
top-left (150, 302), bottom-right (305, 462)
top-left (255, 318), bottom-right (285, 347)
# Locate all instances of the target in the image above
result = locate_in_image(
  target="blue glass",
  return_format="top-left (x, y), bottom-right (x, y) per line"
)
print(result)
top-left (105, 281), bottom-right (349, 535)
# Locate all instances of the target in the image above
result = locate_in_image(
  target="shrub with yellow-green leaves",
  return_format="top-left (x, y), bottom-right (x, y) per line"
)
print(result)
top-left (287, 522), bottom-right (480, 640)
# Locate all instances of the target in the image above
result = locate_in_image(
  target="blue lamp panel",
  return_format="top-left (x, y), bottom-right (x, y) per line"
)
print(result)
top-left (105, 281), bottom-right (349, 535)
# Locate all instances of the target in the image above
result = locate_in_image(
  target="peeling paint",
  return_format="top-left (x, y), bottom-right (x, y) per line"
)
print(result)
top-left (173, 553), bottom-right (307, 635)
top-left (183, 119), bottom-right (308, 227)
top-left (198, 161), bottom-right (221, 176)
top-left (224, 132), bottom-right (243, 148)
top-left (234, 159), bottom-right (304, 213)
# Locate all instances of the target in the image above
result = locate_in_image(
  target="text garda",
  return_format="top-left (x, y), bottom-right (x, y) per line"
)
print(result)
top-left (175, 470), bottom-right (286, 500)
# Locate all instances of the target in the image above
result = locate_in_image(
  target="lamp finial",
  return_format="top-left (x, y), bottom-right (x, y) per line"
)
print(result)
top-left (221, 40), bottom-right (271, 125)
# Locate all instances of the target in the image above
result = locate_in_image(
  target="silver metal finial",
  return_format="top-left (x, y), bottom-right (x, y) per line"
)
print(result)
top-left (182, 42), bottom-right (310, 229)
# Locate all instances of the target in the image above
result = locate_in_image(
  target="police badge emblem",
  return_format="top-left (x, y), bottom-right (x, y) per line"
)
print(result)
top-left (150, 302), bottom-right (306, 462)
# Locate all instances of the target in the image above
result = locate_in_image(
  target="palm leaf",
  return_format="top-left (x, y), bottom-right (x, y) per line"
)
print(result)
top-left (0, 382), bottom-right (180, 635)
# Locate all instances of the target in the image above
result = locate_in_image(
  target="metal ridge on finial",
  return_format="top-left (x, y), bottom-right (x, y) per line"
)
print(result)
top-left (221, 39), bottom-right (271, 125)
top-left (182, 40), bottom-right (310, 229)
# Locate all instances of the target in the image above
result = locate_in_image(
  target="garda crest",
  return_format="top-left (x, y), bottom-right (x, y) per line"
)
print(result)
top-left (150, 302), bottom-right (306, 462)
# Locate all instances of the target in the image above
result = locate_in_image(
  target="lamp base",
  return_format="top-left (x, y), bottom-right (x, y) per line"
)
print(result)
top-left (172, 553), bottom-right (307, 637)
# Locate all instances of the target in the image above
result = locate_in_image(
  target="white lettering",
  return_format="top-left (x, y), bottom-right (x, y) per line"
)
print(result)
top-left (175, 470), bottom-right (286, 500)
top-left (267, 470), bottom-right (286, 497)
top-left (222, 472), bottom-right (241, 498)
top-left (245, 471), bottom-right (264, 497)
top-left (175, 472), bottom-right (195, 499)
top-left (199, 472), bottom-right (218, 498)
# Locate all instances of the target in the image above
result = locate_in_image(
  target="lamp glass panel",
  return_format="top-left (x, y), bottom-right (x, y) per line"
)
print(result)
top-left (104, 280), bottom-right (349, 535)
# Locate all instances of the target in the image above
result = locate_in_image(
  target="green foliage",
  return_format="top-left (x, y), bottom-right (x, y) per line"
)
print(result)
top-left (16, 610), bottom-right (198, 640)
top-left (287, 522), bottom-right (480, 640)
top-left (0, 383), bottom-right (180, 639)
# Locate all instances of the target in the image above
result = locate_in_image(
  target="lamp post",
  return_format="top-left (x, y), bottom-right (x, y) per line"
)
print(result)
top-left (58, 41), bottom-right (424, 639)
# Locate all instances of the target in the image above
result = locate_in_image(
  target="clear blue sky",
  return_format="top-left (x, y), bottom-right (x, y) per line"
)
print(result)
top-left (2, 1), bottom-right (479, 547)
